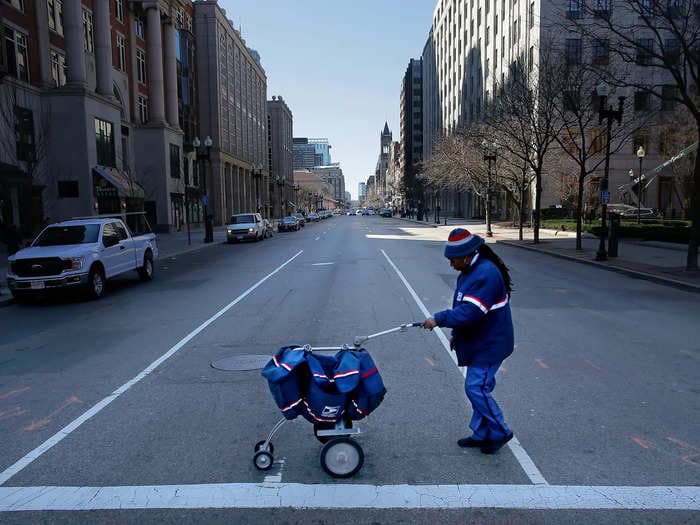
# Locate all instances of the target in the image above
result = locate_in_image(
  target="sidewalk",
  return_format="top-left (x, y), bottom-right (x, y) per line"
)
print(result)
top-left (0, 226), bottom-right (228, 306)
top-left (396, 216), bottom-right (700, 293)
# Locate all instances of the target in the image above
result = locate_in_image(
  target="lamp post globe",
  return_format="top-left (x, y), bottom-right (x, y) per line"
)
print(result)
top-left (636, 145), bottom-right (646, 224)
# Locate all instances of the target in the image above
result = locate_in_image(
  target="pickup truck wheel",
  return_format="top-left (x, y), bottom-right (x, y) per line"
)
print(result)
top-left (87, 266), bottom-right (106, 300)
top-left (139, 252), bottom-right (154, 281)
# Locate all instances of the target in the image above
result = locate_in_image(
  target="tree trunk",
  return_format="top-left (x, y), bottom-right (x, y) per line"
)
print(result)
top-left (519, 186), bottom-right (525, 241)
top-left (534, 171), bottom-right (542, 244)
top-left (576, 167), bottom-right (585, 251)
top-left (687, 145), bottom-right (700, 271)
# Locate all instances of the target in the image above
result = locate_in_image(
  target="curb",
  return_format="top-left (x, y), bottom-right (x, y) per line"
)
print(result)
top-left (497, 239), bottom-right (700, 293)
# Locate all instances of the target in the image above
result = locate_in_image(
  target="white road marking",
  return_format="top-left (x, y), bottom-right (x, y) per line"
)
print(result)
top-left (314, 236), bottom-right (320, 241)
top-left (312, 262), bottom-right (334, 266)
top-left (0, 483), bottom-right (698, 511)
top-left (263, 458), bottom-right (286, 483)
top-left (380, 249), bottom-right (548, 486)
top-left (0, 251), bottom-right (304, 487)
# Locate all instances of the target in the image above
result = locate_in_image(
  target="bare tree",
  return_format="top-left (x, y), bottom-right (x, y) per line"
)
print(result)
top-left (570, 1), bottom-right (700, 268)
top-left (0, 79), bottom-right (51, 230)
top-left (553, 61), bottom-right (642, 249)
top-left (484, 44), bottom-right (565, 243)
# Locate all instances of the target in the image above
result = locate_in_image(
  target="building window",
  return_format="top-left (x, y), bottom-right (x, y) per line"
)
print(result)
top-left (529, 2), bottom-right (535, 29)
top-left (58, 180), bottom-right (79, 198)
top-left (564, 90), bottom-right (580, 112)
top-left (592, 39), bottom-right (609, 65)
top-left (136, 49), bottom-right (146, 83)
top-left (636, 39), bottom-right (654, 65)
top-left (2, 0), bottom-right (23, 11)
top-left (15, 107), bottom-right (34, 162)
top-left (95, 118), bottom-right (116, 167)
top-left (50, 49), bottom-right (66, 87)
top-left (4, 27), bottom-right (29, 82)
top-left (115, 0), bottom-right (124, 22)
top-left (633, 128), bottom-right (651, 152)
top-left (565, 38), bottom-right (582, 65)
top-left (528, 45), bottom-right (534, 71)
top-left (590, 128), bottom-right (607, 155)
top-left (664, 38), bottom-right (681, 65)
top-left (47, 0), bottom-right (64, 35)
top-left (169, 144), bottom-right (180, 178)
top-left (566, 0), bottom-right (583, 19)
top-left (662, 85), bottom-right (678, 110)
top-left (634, 91), bottom-right (651, 111)
top-left (175, 7), bottom-right (185, 28)
top-left (83, 9), bottom-right (94, 52)
top-left (137, 95), bottom-right (148, 123)
top-left (116, 34), bottom-right (126, 71)
top-left (593, 0), bottom-right (611, 19)
top-left (135, 18), bottom-right (144, 39)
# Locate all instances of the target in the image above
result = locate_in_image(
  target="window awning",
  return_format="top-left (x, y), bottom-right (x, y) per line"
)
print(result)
top-left (288, 201), bottom-right (296, 207)
top-left (93, 166), bottom-right (145, 199)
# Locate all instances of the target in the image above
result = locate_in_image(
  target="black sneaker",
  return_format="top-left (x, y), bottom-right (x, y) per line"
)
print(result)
top-left (480, 432), bottom-right (513, 454)
top-left (457, 436), bottom-right (487, 448)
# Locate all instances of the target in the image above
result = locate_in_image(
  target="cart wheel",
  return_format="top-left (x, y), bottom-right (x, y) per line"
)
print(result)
top-left (253, 450), bottom-right (274, 471)
top-left (254, 440), bottom-right (274, 454)
top-left (320, 437), bottom-right (364, 478)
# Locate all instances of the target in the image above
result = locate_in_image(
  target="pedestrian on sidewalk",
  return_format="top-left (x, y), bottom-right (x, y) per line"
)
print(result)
top-left (421, 228), bottom-right (515, 454)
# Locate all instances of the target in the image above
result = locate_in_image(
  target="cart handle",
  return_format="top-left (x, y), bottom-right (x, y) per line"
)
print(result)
top-left (303, 323), bottom-right (422, 351)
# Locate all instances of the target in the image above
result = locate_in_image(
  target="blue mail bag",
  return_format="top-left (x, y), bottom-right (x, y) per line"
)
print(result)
top-left (261, 345), bottom-right (308, 420)
top-left (299, 350), bottom-right (361, 424)
top-left (346, 349), bottom-right (387, 420)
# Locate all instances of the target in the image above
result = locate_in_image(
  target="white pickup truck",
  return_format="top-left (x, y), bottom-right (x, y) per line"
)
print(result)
top-left (6, 216), bottom-right (158, 301)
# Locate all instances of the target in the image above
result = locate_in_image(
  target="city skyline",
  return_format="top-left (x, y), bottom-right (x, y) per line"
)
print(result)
top-left (220, 0), bottom-right (435, 200)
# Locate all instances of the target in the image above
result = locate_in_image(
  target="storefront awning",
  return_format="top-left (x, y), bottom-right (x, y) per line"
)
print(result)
top-left (93, 166), bottom-right (145, 199)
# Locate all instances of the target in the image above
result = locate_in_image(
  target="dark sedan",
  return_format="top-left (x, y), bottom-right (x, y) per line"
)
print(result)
top-left (278, 216), bottom-right (300, 231)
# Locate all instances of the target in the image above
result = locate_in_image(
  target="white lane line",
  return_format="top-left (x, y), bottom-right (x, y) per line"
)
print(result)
top-left (311, 262), bottom-right (334, 266)
top-left (0, 251), bottom-right (304, 487)
top-left (380, 249), bottom-right (548, 486)
top-left (1, 483), bottom-right (698, 511)
top-left (263, 458), bottom-right (286, 483)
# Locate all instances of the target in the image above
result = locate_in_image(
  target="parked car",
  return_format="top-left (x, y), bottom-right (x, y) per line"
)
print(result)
top-left (306, 212), bottom-right (320, 222)
top-left (6, 216), bottom-right (158, 301)
top-left (262, 218), bottom-right (275, 238)
top-left (379, 208), bottom-right (392, 217)
top-left (279, 216), bottom-right (300, 231)
top-left (226, 213), bottom-right (265, 242)
top-left (293, 213), bottom-right (306, 227)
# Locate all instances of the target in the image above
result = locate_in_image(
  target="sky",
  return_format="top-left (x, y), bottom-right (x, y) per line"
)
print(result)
top-left (219, 0), bottom-right (436, 200)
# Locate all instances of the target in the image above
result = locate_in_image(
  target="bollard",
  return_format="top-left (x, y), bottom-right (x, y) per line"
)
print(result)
top-left (608, 212), bottom-right (620, 257)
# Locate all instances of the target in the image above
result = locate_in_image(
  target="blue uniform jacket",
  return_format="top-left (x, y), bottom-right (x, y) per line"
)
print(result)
top-left (433, 256), bottom-right (514, 367)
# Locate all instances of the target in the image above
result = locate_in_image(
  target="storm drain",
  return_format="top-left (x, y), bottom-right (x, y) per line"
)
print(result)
top-left (210, 355), bottom-right (270, 371)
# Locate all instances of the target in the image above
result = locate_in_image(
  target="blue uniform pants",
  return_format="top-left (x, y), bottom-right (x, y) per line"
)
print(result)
top-left (465, 363), bottom-right (511, 442)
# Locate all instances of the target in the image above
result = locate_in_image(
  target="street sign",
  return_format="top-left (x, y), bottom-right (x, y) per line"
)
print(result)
top-left (601, 191), bottom-right (611, 205)
top-left (202, 195), bottom-right (209, 206)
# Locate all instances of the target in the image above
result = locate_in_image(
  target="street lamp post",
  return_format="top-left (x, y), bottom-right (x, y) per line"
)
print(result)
top-left (636, 145), bottom-right (645, 224)
top-left (595, 84), bottom-right (625, 261)
top-left (193, 135), bottom-right (213, 243)
top-left (482, 141), bottom-right (497, 237)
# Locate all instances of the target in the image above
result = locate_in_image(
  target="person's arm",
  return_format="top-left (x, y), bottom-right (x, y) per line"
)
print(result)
top-left (433, 275), bottom-right (501, 329)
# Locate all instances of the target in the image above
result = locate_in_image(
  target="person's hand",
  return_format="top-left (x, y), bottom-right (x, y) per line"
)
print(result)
top-left (421, 317), bottom-right (437, 330)
top-left (450, 336), bottom-right (455, 351)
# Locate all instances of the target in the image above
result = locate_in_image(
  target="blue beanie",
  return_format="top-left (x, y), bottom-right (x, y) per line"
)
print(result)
top-left (444, 228), bottom-right (484, 258)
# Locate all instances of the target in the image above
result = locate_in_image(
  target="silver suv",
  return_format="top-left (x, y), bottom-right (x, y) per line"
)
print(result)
top-left (226, 213), bottom-right (265, 242)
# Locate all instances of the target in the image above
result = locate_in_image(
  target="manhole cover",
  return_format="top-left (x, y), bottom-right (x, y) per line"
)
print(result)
top-left (210, 354), bottom-right (271, 371)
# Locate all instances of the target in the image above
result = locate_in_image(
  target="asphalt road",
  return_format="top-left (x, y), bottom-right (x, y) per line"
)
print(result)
top-left (0, 216), bottom-right (698, 523)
